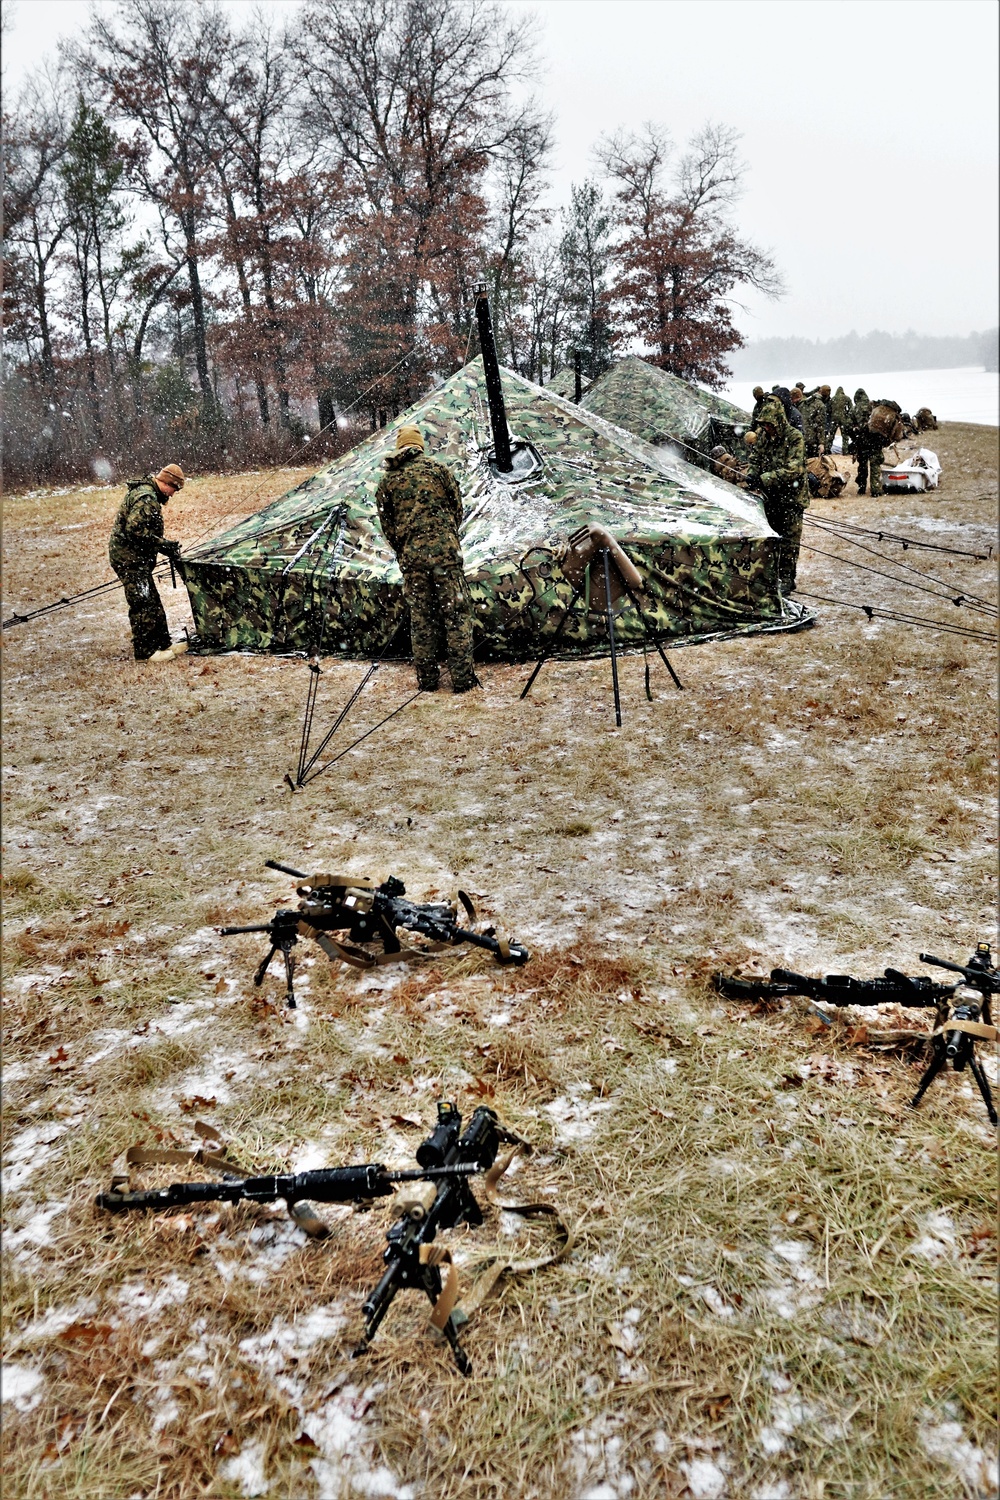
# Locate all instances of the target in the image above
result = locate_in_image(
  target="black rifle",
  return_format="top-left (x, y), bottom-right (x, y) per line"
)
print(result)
top-left (353, 1102), bottom-right (518, 1375)
top-left (717, 944), bottom-right (997, 1123)
top-left (97, 1102), bottom-right (518, 1374)
top-left (221, 860), bottom-right (529, 1007)
top-left (96, 1161), bottom-right (478, 1218)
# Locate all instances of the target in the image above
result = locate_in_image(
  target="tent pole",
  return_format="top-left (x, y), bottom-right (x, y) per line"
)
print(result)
top-left (474, 284), bottom-right (513, 473)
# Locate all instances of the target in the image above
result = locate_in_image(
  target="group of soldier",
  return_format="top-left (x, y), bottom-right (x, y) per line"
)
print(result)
top-left (708, 380), bottom-right (938, 596)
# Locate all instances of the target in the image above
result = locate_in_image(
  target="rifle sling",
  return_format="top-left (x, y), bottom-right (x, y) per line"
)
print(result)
top-left (451, 1146), bottom-right (576, 1324)
top-left (299, 921), bottom-right (449, 969)
top-left (125, 1144), bottom-right (244, 1175)
top-left (419, 1244), bottom-right (460, 1331)
top-left (930, 1019), bottom-right (998, 1042)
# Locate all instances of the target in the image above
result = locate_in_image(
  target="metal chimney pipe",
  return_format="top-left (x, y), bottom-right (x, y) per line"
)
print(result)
top-left (474, 283), bottom-right (513, 473)
top-left (574, 349), bottom-right (583, 403)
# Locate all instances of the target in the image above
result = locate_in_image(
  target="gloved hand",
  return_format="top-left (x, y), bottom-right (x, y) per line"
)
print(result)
top-left (761, 471), bottom-right (776, 487)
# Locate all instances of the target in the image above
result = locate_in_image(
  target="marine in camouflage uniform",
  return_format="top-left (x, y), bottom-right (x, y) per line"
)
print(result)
top-left (108, 464), bottom-right (184, 659)
top-left (745, 398), bottom-right (809, 592)
top-left (830, 386), bottom-right (852, 451)
top-left (799, 392), bottom-right (828, 457)
top-left (375, 425), bottom-right (478, 692)
top-left (849, 389), bottom-right (883, 496)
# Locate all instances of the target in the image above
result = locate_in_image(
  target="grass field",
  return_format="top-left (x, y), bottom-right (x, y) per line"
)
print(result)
top-left (2, 426), bottom-right (997, 1500)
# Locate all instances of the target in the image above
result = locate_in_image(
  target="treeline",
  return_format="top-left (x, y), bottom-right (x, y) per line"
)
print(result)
top-left (731, 328), bottom-right (999, 381)
top-left (2, 0), bottom-right (781, 487)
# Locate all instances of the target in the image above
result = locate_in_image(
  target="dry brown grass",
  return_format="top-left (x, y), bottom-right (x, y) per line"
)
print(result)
top-left (2, 425), bottom-right (997, 1498)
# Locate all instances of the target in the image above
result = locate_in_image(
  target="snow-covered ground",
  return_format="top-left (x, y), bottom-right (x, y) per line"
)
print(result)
top-left (721, 366), bottom-right (999, 426)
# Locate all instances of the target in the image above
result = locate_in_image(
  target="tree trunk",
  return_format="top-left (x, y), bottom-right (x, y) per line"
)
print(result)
top-left (181, 206), bottom-right (214, 407)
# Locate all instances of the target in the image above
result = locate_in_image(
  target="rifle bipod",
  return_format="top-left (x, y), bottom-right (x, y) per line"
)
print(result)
top-left (908, 948), bottom-right (998, 1125)
top-left (521, 524), bottom-right (682, 726)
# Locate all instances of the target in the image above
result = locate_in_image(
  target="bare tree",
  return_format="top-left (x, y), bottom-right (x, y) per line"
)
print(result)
top-left (295, 0), bottom-right (545, 394)
top-left (2, 68), bottom-right (74, 388)
top-left (598, 122), bottom-right (784, 387)
top-left (73, 0), bottom-right (233, 410)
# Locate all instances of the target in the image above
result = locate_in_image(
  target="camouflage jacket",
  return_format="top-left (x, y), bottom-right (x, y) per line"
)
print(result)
top-left (850, 391), bottom-right (872, 437)
top-left (109, 478), bottom-right (167, 569)
top-left (830, 388), bottom-right (852, 429)
top-left (745, 401), bottom-right (808, 507)
top-left (799, 394), bottom-right (828, 447)
top-left (375, 448), bottom-right (465, 569)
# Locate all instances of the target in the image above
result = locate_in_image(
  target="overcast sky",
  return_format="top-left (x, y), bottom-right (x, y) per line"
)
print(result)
top-left (5, 0), bottom-right (998, 343)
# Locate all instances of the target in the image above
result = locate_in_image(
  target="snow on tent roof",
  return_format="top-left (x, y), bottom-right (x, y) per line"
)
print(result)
top-left (582, 356), bottom-right (750, 457)
top-left (179, 357), bottom-right (805, 658)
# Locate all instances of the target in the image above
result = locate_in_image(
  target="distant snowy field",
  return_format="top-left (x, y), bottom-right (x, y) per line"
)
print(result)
top-left (719, 366), bottom-right (999, 426)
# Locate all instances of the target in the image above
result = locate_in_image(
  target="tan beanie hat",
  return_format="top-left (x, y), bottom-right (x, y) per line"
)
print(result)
top-left (156, 464), bottom-right (186, 491)
top-left (396, 425), bottom-right (424, 450)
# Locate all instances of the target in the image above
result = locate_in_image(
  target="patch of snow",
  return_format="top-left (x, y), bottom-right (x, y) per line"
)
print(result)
top-left (568, 1412), bottom-right (637, 1498)
top-left (545, 1083), bottom-right (616, 1143)
top-left (5, 1200), bottom-right (67, 1258)
top-left (918, 1408), bottom-right (998, 1496)
top-left (678, 1455), bottom-right (730, 1498)
top-left (170, 926), bottom-right (227, 958)
top-left (118, 1273), bottom-right (190, 1319)
top-left (700, 1285), bottom-right (736, 1319)
top-left (1, 1362), bottom-right (45, 1412)
top-left (17, 1297), bottom-right (99, 1343)
top-left (909, 1210), bottom-right (957, 1261)
top-left (1, 1122), bottom-right (68, 1194)
top-left (220, 1440), bottom-right (269, 1496)
top-left (236, 1307), bottom-right (412, 1498)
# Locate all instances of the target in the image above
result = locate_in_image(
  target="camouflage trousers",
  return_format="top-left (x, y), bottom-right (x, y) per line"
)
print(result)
top-left (762, 493), bottom-right (806, 592)
top-left (854, 443), bottom-right (884, 496)
top-left (111, 561), bottom-right (171, 659)
top-left (401, 561), bottom-right (476, 690)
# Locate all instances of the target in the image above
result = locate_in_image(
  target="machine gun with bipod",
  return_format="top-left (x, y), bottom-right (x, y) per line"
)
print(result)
top-left (221, 859), bottom-right (529, 1007)
top-left (97, 1103), bottom-right (525, 1375)
top-left (715, 943), bottom-right (998, 1123)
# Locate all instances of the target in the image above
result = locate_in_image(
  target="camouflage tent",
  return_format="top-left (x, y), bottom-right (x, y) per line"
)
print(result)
top-left (582, 356), bottom-right (750, 466)
top-left (543, 365), bottom-right (591, 402)
top-left (179, 358), bottom-right (806, 658)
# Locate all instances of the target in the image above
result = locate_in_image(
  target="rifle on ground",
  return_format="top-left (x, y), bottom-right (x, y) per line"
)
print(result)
top-left (97, 1102), bottom-right (523, 1374)
top-left (714, 943), bottom-right (998, 1123)
top-left (221, 860), bottom-right (529, 1007)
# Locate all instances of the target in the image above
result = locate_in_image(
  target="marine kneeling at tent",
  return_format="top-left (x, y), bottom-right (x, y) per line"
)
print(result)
top-left (374, 424), bottom-right (480, 693)
top-left (108, 464), bottom-right (186, 660)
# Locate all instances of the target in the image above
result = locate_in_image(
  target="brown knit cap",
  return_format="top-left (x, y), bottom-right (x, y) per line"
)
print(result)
top-left (396, 425), bottom-right (424, 450)
top-left (156, 464), bottom-right (185, 491)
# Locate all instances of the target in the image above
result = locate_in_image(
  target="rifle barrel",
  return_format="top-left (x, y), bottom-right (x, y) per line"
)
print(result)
top-left (220, 923), bottom-right (278, 935)
top-left (918, 952), bottom-right (969, 976)
top-left (266, 860), bottom-right (308, 879)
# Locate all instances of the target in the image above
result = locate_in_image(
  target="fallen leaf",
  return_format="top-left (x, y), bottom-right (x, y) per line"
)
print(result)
top-left (390, 1114), bottom-right (423, 1129)
top-left (292, 1432), bottom-right (319, 1452)
top-left (59, 1322), bottom-right (112, 1347)
top-left (846, 1024), bottom-right (869, 1046)
top-left (214, 1431), bottom-right (240, 1457)
top-left (214, 978), bottom-right (227, 994)
top-left (176, 1094), bottom-right (217, 1113)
